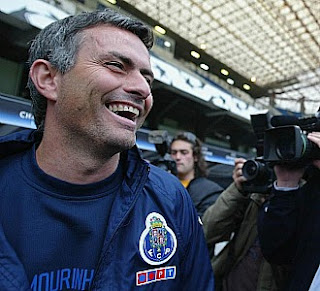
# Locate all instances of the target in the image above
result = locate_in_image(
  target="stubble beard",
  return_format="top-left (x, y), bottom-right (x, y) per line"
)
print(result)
top-left (89, 127), bottom-right (137, 159)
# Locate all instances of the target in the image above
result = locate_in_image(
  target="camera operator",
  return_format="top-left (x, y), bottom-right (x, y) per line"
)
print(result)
top-left (170, 131), bottom-right (224, 218)
top-left (202, 158), bottom-right (289, 291)
top-left (258, 131), bottom-right (320, 291)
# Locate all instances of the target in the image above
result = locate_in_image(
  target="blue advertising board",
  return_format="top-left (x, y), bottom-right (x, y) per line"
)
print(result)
top-left (0, 94), bottom-right (36, 129)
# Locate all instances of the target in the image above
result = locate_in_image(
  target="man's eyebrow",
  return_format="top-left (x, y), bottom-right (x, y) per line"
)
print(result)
top-left (108, 51), bottom-right (154, 80)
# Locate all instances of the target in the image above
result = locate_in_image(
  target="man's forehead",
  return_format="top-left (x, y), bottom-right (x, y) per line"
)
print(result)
top-left (80, 25), bottom-right (152, 71)
top-left (92, 26), bottom-right (148, 50)
top-left (172, 149), bottom-right (192, 153)
top-left (171, 141), bottom-right (193, 151)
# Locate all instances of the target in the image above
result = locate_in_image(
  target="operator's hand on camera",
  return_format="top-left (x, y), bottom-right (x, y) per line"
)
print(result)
top-left (274, 165), bottom-right (305, 188)
top-left (232, 158), bottom-right (247, 190)
top-left (307, 132), bottom-right (320, 169)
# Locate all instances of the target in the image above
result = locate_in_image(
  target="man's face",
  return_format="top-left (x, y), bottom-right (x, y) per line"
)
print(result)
top-left (52, 25), bottom-right (154, 155)
top-left (170, 140), bottom-right (195, 179)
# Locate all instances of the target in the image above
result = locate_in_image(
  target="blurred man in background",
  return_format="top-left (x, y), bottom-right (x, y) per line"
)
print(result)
top-left (170, 131), bottom-right (224, 218)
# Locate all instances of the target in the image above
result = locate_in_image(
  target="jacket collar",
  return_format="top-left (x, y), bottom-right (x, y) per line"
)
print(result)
top-left (0, 129), bottom-right (38, 158)
top-left (0, 129), bottom-right (146, 165)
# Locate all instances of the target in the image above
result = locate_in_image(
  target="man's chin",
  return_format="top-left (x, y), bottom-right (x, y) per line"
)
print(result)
top-left (119, 135), bottom-right (136, 151)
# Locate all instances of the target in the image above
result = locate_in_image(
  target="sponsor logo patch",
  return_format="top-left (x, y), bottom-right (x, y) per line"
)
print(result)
top-left (139, 212), bottom-right (177, 265)
top-left (136, 266), bottom-right (176, 286)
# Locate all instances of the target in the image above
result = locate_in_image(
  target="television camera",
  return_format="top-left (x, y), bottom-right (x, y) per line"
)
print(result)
top-left (242, 110), bottom-right (320, 193)
top-left (147, 130), bottom-right (177, 175)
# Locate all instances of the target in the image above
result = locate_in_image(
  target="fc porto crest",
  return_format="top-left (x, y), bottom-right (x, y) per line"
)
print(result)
top-left (139, 212), bottom-right (177, 265)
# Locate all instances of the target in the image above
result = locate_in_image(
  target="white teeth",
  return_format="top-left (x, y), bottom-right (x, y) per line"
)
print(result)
top-left (108, 104), bottom-right (140, 117)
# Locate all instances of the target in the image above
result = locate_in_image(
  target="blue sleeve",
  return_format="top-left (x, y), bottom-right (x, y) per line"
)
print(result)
top-left (257, 187), bottom-right (300, 264)
top-left (179, 190), bottom-right (215, 291)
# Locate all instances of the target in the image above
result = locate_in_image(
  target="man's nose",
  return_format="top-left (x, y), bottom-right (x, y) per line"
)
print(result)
top-left (124, 71), bottom-right (151, 99)
top-left (172, 152), bottom-right (181, 160)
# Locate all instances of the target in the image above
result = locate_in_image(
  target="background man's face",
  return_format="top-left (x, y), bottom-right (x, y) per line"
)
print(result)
top-left (170, 140), bottom-right (195, 179)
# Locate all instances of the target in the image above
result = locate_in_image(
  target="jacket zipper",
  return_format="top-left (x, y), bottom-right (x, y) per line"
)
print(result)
top-left (89, 164), bottom-right (150, 290)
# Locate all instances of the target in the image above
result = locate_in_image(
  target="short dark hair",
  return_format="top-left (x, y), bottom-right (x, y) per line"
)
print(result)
top-left (27, 8), bottom-right (154, 132)
top-left (171, 131), bottom-right (208, 178)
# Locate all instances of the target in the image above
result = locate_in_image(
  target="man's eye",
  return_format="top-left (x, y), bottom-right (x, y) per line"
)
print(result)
top-left (145, 77), bottom-right (153, 87)
top-left (104, 62), bottom-right (124, 70)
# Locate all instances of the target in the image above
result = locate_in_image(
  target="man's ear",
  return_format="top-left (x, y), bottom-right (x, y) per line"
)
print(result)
top-left (29, 59), bottom-right (60, 102)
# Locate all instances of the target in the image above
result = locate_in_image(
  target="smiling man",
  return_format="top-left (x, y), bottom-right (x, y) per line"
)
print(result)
top-left (0, 9), bottom-right (214, 290)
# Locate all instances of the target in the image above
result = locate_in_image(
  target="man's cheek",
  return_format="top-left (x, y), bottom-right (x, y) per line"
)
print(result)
top-left (145, 93), bottom-right (153, 114)
top-left (136, 95), bottom-right (153, 129)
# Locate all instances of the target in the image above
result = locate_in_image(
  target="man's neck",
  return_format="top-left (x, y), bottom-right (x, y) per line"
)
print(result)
top-left (178, 172), bottom-right (195, 181)
top-left (36, 135), bottom-right (120, 185)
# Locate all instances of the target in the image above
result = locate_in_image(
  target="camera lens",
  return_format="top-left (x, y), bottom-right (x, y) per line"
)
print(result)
top-left (246, 162), bottom-right (257, 176)
top-left (243, 160), bottom-right (259, 180)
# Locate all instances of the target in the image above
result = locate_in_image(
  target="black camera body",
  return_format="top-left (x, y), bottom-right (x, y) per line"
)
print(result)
top-left (242, 158), bottom-right (274, 194)
top-left (242, 111), bottom-right (320, 193)
top-left (148, 130), bottom-right (177, 175)
top-left (263, 124), bottom-right (320, 163)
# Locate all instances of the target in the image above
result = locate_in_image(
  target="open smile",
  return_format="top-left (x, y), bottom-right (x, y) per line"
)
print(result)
top-left (107, 102), bottom-right (140, 121)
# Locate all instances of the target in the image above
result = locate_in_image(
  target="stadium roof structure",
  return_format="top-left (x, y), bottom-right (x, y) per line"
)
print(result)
top-left (119, 0), bottom-right (320, 116)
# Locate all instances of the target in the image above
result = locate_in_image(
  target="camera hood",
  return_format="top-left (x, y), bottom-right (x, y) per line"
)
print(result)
top-left (263, 125), bottom-right (306, 163)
